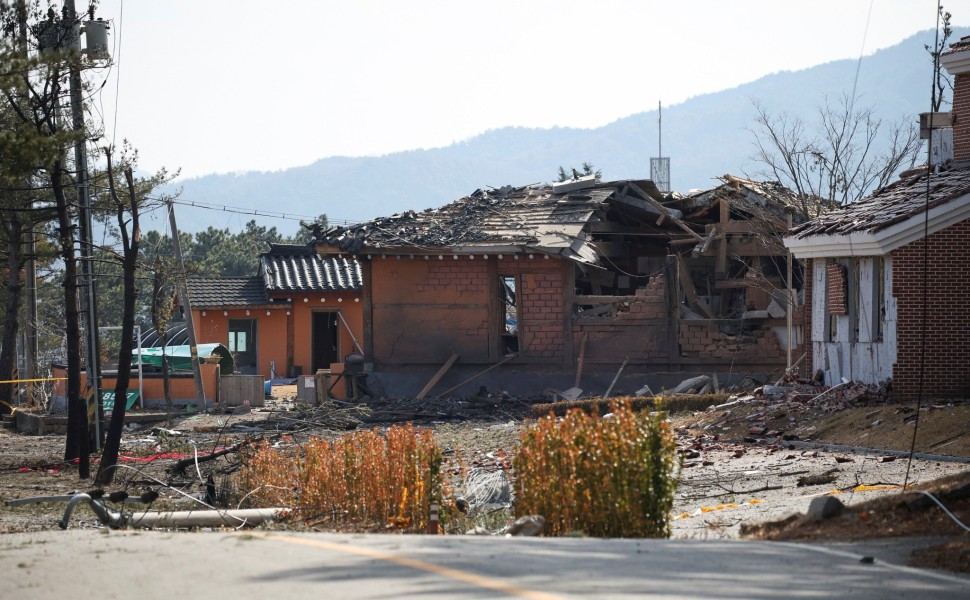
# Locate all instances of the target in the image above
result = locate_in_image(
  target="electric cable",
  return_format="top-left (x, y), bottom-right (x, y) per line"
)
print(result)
top-left (111, 3), bottom-right (123, 149)
top-left (911, 490), bottom-right (970, 533)
top-left (904, 1), bottom-right (941, 491)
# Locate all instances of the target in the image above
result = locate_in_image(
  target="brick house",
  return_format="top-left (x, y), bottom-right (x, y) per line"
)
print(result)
top-left (313, 175), bottom-right (812, 396)
top-left (782, 35), bottom-right (970, 400)
top-left (186, 244), bottom-right (363, 388)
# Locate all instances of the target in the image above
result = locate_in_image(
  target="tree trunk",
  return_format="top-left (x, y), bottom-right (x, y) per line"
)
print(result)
top-left (96, 166), bottom-right (141, 485)
top-left (0, 214), bottom-right (24, 414)
top-left (96, 166), bottom-right (140, 485)
top-left (53, 161), bottom-right (89, 478)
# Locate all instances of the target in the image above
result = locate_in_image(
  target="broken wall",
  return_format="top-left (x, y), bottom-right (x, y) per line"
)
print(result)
top-left (572, 274), bottom-right (674, 365)
top-left (811, 256), bottom-right (896, 388)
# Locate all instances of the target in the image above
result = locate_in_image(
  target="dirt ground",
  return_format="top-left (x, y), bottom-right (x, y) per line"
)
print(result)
top-left (1, 385), bottom-right (968, 574)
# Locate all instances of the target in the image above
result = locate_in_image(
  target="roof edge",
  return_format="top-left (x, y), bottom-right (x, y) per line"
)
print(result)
top-left (784, 192), bottom-right (970, 258)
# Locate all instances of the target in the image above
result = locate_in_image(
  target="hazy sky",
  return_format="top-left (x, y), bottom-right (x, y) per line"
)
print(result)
top-left (88, 0), bottom-right (970, 179)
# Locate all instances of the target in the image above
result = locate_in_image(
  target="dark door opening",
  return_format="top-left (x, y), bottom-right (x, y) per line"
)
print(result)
top-left (228, 318), bottom-right (257, 374)
top-left (312, 312), bottom-right (340, 373)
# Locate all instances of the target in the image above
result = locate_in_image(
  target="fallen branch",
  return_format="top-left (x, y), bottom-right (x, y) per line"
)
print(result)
top-left (171, 439), bottom-right (256, 475)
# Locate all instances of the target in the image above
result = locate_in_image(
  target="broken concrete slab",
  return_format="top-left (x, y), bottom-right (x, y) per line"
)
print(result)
top-left (670, 375), bottom-right (712, 395)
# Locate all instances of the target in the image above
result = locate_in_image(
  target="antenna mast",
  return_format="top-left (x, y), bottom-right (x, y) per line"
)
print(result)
top-left (650, 100), bottom-right (671, 193)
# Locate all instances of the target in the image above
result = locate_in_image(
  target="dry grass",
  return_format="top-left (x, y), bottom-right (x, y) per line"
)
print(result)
top-left (240, 424), bottom-right (443, 532)
top-left (514, 399), bottom-right (679, 538)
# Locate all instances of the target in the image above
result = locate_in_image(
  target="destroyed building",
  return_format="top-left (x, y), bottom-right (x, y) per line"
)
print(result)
top-left (782, 36), bottom-right (970, 401)
top-left (312, 175), bottom-right (815, 396)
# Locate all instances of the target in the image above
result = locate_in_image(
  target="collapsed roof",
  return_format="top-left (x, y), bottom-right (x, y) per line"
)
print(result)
top-left (312, 175), bottom-right (813, 265)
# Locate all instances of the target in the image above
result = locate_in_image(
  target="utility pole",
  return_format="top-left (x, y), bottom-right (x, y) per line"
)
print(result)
top-left (15, 1), bottom-right (38, 402)
top-left (65, 0), bottom-right (102, 447)
top-left (167, 201), bottom-right (207, 410)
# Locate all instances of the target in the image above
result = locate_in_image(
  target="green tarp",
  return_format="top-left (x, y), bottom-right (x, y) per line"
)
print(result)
top-left (133, 343), bottom-right (234, 375)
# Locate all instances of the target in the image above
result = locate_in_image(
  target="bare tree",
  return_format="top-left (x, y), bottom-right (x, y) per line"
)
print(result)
top-left (95, 150), bottom-right (140, 485)
top-left (926, 4), bottom-right (953, 112)
top-left (749, 95), bottom-right (923, 216)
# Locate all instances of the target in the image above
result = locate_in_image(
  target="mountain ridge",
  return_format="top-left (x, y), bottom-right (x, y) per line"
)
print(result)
top-left (168, 27), bottom-right (961, 231)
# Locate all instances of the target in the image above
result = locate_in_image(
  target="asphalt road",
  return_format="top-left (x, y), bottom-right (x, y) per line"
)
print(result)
top-left (1, 530), bottom-right (967, 599)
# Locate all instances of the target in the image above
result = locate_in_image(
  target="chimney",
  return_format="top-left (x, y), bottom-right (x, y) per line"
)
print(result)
top-left (941, 36), bottom-right (970, 163)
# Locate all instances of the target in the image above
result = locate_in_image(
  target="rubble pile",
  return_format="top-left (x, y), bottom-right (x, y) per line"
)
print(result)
top-left (360, 389), bottom-right (540, 424)
top-left (670, 370), bottom-right (894, 445)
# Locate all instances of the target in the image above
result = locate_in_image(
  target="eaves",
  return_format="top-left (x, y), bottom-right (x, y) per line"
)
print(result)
top-left (784, 192), bottom-right (970, 258)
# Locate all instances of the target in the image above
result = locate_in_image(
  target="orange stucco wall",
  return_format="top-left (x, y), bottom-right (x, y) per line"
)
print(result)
top-left (193, 308), bottom-right (286, 377)
top-left (191, 291), bottom-right (364, 383)
top-left (53, 364), bottom-right (220, 404)
top-left (286, 292), bottom-right (364, 376)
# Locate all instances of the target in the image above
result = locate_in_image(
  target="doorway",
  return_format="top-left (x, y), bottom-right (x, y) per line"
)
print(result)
top-left (228, 319), bottom-right (257, 374)
top-left (312, 311), bottom-right (340, 373)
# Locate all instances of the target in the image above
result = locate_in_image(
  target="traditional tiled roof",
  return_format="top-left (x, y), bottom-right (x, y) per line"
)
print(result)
top-left (787, 165), bottom-right (970, 239)
top-left (260, 243), bottom-right (362, 292)
top-left (186, 276), bottom-right (269, 308)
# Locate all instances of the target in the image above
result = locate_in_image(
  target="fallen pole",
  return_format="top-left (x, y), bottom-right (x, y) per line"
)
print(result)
top-left (434, 353), bottom-right (517, 399)
top-left (602, 358), bottom-right (629, 400)
top-left (126, 508), bottom-right (286, 529)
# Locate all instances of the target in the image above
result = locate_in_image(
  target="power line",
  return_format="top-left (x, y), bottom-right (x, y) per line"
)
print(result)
top-left (164, 197), bottom-right (357, 226)
top-left (111, 2), bottom-right (123, 149)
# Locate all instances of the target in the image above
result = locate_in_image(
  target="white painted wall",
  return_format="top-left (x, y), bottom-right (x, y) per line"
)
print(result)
top-left (812, 257), bottom-right (896, 385)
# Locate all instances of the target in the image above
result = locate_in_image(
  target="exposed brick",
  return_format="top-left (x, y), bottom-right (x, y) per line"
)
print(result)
top-left (891, 220), bottom-right (970, 400)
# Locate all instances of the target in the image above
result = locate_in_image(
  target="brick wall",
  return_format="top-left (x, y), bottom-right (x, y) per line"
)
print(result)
top-left (620, 274), bottom-right (667, 319)
top-left (572, 274), bottom-right (670, 361)
top-left (678, 321), bottom-right (784, 359)
top-left (891, 219), bottom-right (970, 400)
top-left (669, 275), bottom-right (784, 359)
top-left (954, 72), bottom-right (970, 162)
top-left (416, 260), bottom-right (489, 295)
top-left (519, 269), bottom-right (566, 358)
top-left (826, 263), bottom-right (847, 315)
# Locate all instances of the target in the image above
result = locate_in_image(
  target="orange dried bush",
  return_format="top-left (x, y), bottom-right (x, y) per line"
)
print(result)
top-left (514, 399), bottom-right (679, 538)
top-left (240, 424), bottom-right (443, 532)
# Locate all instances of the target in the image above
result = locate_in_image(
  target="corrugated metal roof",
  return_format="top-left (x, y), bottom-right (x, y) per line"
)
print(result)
top-left (186, 276), bottom-right (269, 308)
top-left (260, 243), bottom-right (362, 292)
top-left (788, 166), bottom-right (970, 238)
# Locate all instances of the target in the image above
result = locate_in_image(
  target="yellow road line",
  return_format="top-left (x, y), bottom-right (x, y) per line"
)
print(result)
top-left (249, 532), bottom-right (564, 600)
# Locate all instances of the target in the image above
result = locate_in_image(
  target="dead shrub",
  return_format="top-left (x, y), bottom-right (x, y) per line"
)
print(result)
top-left (514, 399), bottom-right (679, 538)
top-left (240, 424), bottom-right (443, 532)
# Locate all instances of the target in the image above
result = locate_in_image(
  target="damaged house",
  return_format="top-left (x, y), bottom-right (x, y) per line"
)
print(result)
top-left (782, 35), bottom-right (970, 401)
top-left (185, 243), bottom-right (364, 397)
top-left (312, 175), bottom-right (814, 396)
